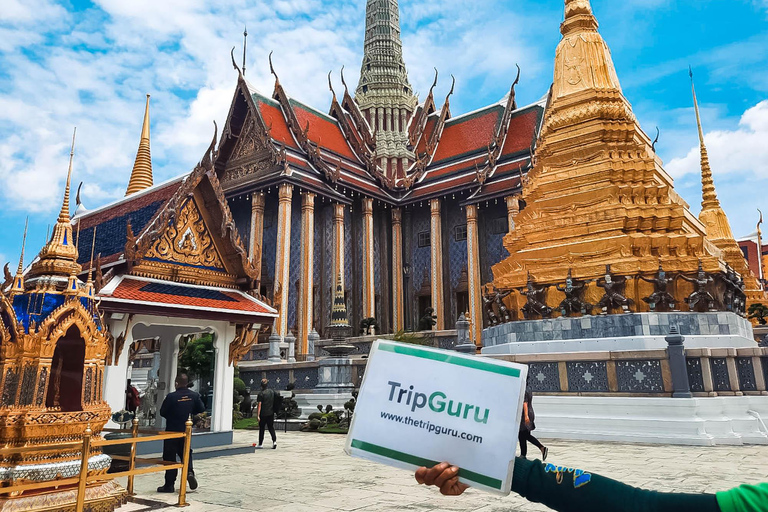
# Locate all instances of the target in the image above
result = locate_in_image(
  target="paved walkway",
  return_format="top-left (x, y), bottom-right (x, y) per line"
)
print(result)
top-left (118, 431), bottom-right (768, 512)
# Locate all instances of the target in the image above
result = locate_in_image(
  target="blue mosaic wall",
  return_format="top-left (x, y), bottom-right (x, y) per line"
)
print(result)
top-left (287, 195), bottom-right (302, 331)
top-left (446, 200), bottom-right (468, 325)
top-left (227, 196), bottom-right (251, 245)
top-left (373, 208), bottom-right (382, 303)
top-left (344, 207), bottom-right (353, 298)
top-left (479, 203), bottom-right (509, 284)
top-left (321, 205), bottom-right (333, 334)
top-left (313, 206), bottom-right (323, 332)
top-left (262, 199), bottom-right (278, 287)
top-left (411, 206), bottom-right (431, 293)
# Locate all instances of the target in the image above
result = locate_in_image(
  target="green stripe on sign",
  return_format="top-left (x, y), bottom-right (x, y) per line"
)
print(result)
top-left (378, 342), bottom-right (520, 378)
top-left (350, 439), bottom-right (503, 490)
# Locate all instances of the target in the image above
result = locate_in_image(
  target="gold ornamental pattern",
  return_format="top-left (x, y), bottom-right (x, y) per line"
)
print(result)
top-left (144, 198), bottom-right (225, 271)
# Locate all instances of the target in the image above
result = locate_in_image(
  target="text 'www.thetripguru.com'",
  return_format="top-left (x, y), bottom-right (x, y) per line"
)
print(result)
top-left (379, 411), bottom-right (483, 444)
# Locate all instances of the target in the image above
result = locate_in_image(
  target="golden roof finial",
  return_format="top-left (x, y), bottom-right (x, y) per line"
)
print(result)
top-left (11, 218), bottom-right (28, 294)
top-left (690, 67), bottom-right (719, 209)
top-left (58, 128), bottom-right (76, 223)
top-left (28, 129), bottom-right (81, 280)
top-left (16, 217), bottom-right (28, 276)
top-left (562, 0), bottom-right (597, 36)
top-left (126, 94), bottom-right (153, 196)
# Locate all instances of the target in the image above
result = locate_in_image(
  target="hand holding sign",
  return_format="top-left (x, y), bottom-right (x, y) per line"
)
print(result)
top-left (345, 340), bottom-right (527, 495)
top-left (415, 462), bottom-right (469, 496)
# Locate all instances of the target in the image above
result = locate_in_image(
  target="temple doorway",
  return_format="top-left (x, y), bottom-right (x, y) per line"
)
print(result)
top-left (46, 326), bottom-right (85, 412)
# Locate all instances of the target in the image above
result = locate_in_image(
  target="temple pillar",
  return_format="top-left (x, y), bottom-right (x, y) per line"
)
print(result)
top-left (505, 195), bottom-right (520, 233)
top-left (298, 193), bottom-right (316, 356)
top-left (333, 203), bottom-right (346, 295)
top-left (466, 205), bottom-right (484, 345)
top-left (362, 198), bottom-right (376, 320)
top-left (211, 324), bottom-right (236, 432)
top-left (103, 316), bottom-right (132, 422)
top-left (273, 183), bottom-right (293, 337)
top-left (430, 199), bottom-right (445, 330)
top-left (250, 192), bottom-right (266, 281)
top-left (392, 208), bottom-right (404, 332)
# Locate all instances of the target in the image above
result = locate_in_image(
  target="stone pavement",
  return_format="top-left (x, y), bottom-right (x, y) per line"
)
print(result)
top-left (117, 430), bottom-right (768, 512)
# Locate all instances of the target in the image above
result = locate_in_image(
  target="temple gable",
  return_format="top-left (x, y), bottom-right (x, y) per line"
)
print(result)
top-left (143, 197), bottom-right (227, 273)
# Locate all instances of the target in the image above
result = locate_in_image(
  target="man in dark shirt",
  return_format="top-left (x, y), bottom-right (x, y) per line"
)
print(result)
top-left (256, 379), bottom-right (277, 449)
top-left (157, 373), bottom-right (205, 493)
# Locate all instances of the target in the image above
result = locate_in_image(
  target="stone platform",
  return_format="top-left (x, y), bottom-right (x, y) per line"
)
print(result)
top-left (534, 395), bottom-right (768, 446)
top-left (482, 311), bottom-right (755, 355)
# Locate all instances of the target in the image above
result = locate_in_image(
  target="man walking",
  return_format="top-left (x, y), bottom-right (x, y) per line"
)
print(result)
top-left (157, 373), bottom-right (205, 493)
top-left (256, 378), bottom-right (278, 449)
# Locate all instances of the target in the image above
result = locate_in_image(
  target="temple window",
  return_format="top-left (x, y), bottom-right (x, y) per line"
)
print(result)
top-left (490, 217), bottom-right (509, 235)
top-left (46, 326), bottom-right (85, 412)
top-left (418, 231), bottom-right (430, 247)
top-left (454, 224), bottom-right (467, 242)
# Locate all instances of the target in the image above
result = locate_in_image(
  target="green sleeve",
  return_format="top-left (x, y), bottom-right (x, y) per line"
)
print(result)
top-left (511, 457), bottom-right (720, 512)
top-left (717, 483), bottom-right (768, 512)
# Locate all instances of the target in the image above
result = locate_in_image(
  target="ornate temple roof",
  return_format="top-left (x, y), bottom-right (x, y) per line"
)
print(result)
top-left (215, 68), bottom-right (542, 206)
top-left (98, 275), bottom-right (276, 323)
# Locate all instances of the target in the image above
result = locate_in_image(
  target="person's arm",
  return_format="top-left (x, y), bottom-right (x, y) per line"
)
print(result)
top-left (193, 394), bottom-right (205, 415)
top-left (159, 395), bottom-right (171, 419)
top-left (256, 393), bottom-right (262, 420)
top-left (523, 403), bottom-right (530, 425)
top-left (416, 458), bottom-right (721, 512)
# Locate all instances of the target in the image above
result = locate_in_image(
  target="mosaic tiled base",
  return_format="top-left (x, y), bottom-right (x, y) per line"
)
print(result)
top-left (483, 311), bottom-right (755, 353)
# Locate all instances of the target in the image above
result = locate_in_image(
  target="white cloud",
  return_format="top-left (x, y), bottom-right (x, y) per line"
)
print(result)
top-left (666, 100), bottom-right (768, 180)
top-left (0, 0), bottom-right (540, 221)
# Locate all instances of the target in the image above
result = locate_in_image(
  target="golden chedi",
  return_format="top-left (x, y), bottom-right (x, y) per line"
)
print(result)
top-left (492, 0), bottom-right (733, 313)
top-left (0, 132), bottom-right (124, 511)
top-left (689, 72), bottom-right (767, 310)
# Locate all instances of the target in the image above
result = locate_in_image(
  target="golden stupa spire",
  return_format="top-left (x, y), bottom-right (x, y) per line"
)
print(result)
top-left (59, 128), bottom-right (76, 223)
top-left (10, 218), bottom-right (28, 294)
top-left (690, 68), bottom-right (719, 209)
top-left (690, 68), bottom-right (735, 244)
top-left (562, 0), bottom-right (597, 35)
top-left (126, 94), bottom-right (153, 196)
top-left (28, 128), bottom-right (81, 280)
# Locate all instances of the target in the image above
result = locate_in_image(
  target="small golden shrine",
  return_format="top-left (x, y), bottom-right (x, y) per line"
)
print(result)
top-left (491, 0), bottom-right (762, 314)
top-left (0, 133), bottom-right (124, 511)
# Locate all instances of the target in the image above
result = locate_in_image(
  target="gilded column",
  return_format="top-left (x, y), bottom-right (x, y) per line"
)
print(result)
top-left (250, 192), bottom-right (266, 280)
top-left (466, 205), bottom-right (484, 345)
top-left (298, 193), bottom-right (316, 356)
top-left (505, 196), bottom-right (520, 233)
top-left (362, 198), bottom-right (376, 320)
top-left (430, 199), bottom-right (445, 330)
top-left (391, 208), bottom-right (404, 332)
top-left (333, 203), bottom-right (346, 296)
top-left (273, 183), bottom-right (293, 337)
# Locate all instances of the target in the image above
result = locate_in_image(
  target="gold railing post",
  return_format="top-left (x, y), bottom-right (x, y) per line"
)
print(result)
top-left (75, 426), bottom-right (92, 512)
top-left (127, 417), bottom-right (139, 495)
top-left (177, 416), bottom-right (193, 507)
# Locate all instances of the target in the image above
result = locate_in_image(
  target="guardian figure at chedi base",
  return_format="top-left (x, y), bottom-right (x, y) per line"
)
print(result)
top-left (0, 133), bottom-right (124, 511)
top-left (640, 263), bottom-right (677, 312)
top-left (519, 275), bottom-right (553, 320)
top-left (556, 269), bottom-right (592, 317)
top-left (490, 0), bottom-right (767, 311)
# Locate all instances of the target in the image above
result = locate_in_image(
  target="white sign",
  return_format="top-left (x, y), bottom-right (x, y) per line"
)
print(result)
top-left (345, 340), bottom-right (527, 495)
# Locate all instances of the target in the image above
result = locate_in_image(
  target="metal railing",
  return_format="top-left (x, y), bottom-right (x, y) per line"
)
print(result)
top-left (0, 417), bottom-right (193, 511)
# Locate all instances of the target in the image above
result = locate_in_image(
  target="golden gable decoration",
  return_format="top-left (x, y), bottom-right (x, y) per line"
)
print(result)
top-left (144, 198), bottom-right (226, 271)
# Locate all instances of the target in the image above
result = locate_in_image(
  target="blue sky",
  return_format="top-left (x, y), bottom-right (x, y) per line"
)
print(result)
top-left (1, 0), bottom-right (767, 268)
